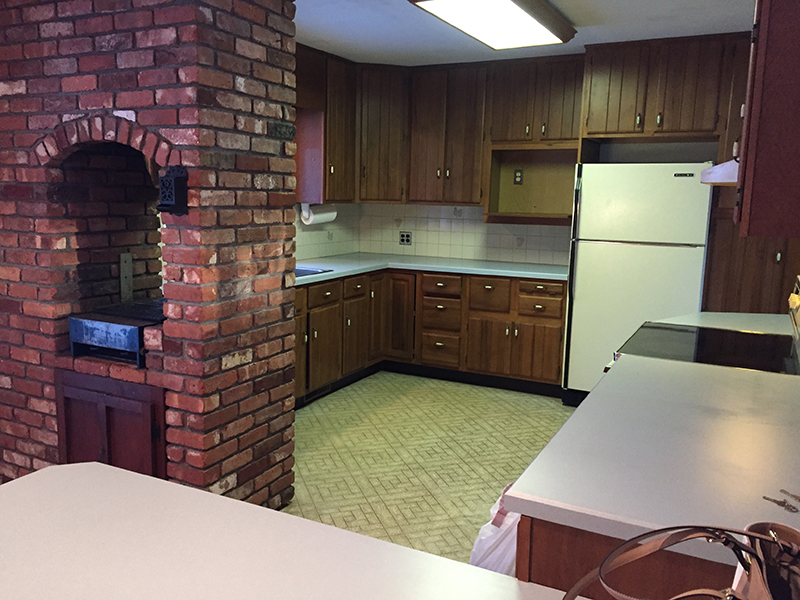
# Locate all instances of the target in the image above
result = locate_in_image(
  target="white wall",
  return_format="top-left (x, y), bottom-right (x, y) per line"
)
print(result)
top-left (295, 203), bottom-right (571, 266)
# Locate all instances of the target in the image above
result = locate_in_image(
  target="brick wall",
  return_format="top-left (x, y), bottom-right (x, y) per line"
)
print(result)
top-left (0, 0), bottom-right (298, 507)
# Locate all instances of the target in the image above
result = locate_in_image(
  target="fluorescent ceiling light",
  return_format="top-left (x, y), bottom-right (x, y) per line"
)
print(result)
top-left (410, 0), bottom-right (576, 50)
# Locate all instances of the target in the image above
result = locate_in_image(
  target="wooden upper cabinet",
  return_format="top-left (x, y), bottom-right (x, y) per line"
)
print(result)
top-left (326, 56), bottom-right (357, 202)
top-left (408, 69), bottom-right (447, 203)
top-left (358, 66), bottom-right (409, 202)
top-left (582, 42), bottom-right (650, 135)
top-left (535, 56), bottom-right (583, 141)
top-left (646, 37), bottom-right (726, 135)
top-left (489, 60), bottom-right (536, 142)
top-left (408, 66), bottom-right (486, 205)
top-left (738, 0), bottom-right (800, 237)
top-left (443, 66), bottom-right (486, 204)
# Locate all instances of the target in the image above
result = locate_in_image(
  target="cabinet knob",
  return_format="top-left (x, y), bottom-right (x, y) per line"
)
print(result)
top-left (445, 169), bottom-right (450, 179)
top-left (330, 164), bottom-right (334, 174)
top-left (313, 329), bottom-right (318, 339)
top-left (435, 342), bottom-right (445, 347)
top-left (436, 305), bottom-right (445, 310)
top-left (777, 252), bottom-right (782, 263)
top-left (656, 113), bottom-right (663, 127)
top-left (514, 326), bottom-right (519, 337)
top-left (505, 327), bottom-right (510, 336)
top-left (436, 168), bottom-right (441, 179)
top-left (355, 285), bottom-right (361, 290)
top-left (324, 291), bottom-right (331, 297)
top-left (541, 123), bottom-right (546, 135)
top-left (303, 333), bottom-right (308, 343)
top-left (484, 285), bottom-right (494, 290)
top-left (347, 318), bottom-right (351, 326)
top-left (436, 282), bottom-right (445, 287)
top-left (525, 124), bottom-right (530, 135)
top-left (636, 113), bottom-right (642, 129)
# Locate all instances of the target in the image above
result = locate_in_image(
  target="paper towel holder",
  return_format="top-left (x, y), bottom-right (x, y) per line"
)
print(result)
top-left (300, 203), bottom-right (337, 225)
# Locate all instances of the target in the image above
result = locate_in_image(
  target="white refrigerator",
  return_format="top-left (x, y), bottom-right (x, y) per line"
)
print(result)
top-left (564, 163), bottom-right (713, 393)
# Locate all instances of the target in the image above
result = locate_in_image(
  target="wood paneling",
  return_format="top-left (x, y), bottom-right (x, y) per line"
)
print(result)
top-left (468, 277), bottom-right (512, 313)
top-left (465, 317), bottom-right (512, 374)
top-left (536, 56), bottom-right (583, 141)
top-left (359, 66), bottom-right (409, 202)
top-left (326, 56), bottom-right (357, 202)
top-left (408, 69), bottom-right (447, 203)
top-left (55, 370), bottom-right (166, 478)
top-left (369, 273), bottom-right (388, 360)
top-left (342, 295), bottom-right (369, 375)
top-left (421, 332), bottom-right (460, 368)
top-left (386, 272), bottom-right (415, 359)
top-left (517, 518), bottom-right (735, 600)
top-left (583, 42), bottom-right (650, 135)
top-left (489, 61), bottom-right (536, 142)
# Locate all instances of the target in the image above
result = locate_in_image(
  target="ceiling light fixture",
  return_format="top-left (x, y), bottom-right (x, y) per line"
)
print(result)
top-left (408, 0), bottom-right (576, 50)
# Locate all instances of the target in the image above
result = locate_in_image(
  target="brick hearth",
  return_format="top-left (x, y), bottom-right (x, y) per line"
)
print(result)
top-left (0, 0), bottom-right (298, 508)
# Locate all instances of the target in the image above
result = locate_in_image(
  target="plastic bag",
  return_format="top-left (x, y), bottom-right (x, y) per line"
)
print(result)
top-left (469, 484), bottom-right (520, 576)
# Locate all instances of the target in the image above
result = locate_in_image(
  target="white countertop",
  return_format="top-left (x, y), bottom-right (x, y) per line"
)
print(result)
top-left (505, 354), bottom-right (800, 562)
top-left (0, 462), bottom-right (569, 600)
top-left (657, 312), bottom-right (795, 336)
top-left (296, 253), bottom-right (569, 284)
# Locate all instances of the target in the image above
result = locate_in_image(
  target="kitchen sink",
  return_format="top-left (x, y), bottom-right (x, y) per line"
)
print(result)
top-left (295, 267), bottom-right (333, 278)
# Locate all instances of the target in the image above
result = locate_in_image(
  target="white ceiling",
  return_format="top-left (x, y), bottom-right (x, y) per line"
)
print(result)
top-left (295, 0), bottom-right (756, 66)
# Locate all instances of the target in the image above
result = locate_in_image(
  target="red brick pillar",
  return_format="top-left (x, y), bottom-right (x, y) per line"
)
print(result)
top-left (0, 0), bottom-right (298, 508)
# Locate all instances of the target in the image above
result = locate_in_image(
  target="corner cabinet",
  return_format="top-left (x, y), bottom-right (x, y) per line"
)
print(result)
top-left (737, 0), bottom-right (800, 237)
top-left (358, 66), bottom-right (410, 202)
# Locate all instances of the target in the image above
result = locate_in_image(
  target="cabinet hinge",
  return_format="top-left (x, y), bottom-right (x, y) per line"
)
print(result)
top-left (751, 22), bottom-right (759, 44)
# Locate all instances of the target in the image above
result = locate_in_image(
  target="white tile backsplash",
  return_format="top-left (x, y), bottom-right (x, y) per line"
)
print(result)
top-left (295, 203), bottom-right (571, 266)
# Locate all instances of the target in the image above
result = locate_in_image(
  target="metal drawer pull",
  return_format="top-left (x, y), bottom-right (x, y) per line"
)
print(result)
top-left (436, 305), bottom-right (445, 310)
top-left (436, 282), bottom-right (445, 287)
top-left (324, 291), bottom-right (331, 297)
top-left (303, 333), bottom-right (308, 343)
top-left (330, 164), bottom-right (334, 174)
top-left (535, 304), bottom-right (544, 310)
top-left (656, 113), bottom-right (663, 127)
top-left (435, 342), bottom-right (445, 347)
top-left (505, 327), bottom-right (509, 336)
top-left (355, 285), bottom-right (361, 289)
top-left (445, 169), bottom-right (450, 179)
top-left (437, 168), bottom-right (441, 179)
top-left (636, 113), bottom-right (642, 128)
top-left (536, 285), bottom-right (545, 290)
top-left (347, 318), bottom-right (351, 326)
top-left (313, 330), bottom-right (318, 339)
top-left (484, 285), bottom-right (494, 290)
top-left (371, 291), bottom-right (374, 298)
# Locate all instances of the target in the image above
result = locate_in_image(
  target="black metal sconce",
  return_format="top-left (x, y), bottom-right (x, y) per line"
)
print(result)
top-left (157, 166), bottom-right (188, 215)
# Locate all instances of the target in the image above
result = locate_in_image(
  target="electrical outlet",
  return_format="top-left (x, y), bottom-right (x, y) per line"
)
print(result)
top-left (514, 169), bottom-right (524, 185)
top-left (399, 231), bottom-right (412, 246)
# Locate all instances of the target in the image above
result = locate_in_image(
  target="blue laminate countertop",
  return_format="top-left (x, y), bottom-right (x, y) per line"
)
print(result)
top-left (295, 253), bottom-right (568, 284)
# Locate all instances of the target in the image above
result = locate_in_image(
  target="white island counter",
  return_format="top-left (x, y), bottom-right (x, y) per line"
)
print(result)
top-left (0, 462), bottom-right (566, 600)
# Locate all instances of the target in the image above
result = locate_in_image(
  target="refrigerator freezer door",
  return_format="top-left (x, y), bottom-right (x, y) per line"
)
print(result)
top-left (576, 163), bottom-right (712, 245)
top-left (566, 240), bottom-right (706, 392)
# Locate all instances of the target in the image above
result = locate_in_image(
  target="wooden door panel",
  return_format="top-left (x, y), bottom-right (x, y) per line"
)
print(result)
top-left (538, 58), bottom-right (583, 141)
top-left (443, 66), bottom-right (486, 204)
top-left (360, 67), bottom-right (383, 201)
top-left (309, 303), bottom-right (342, 391)
top-left (369, 274), bottom-right (388, 360)
top-left (295, 315), bottom-right (307, 398)
top-left (326, 57), bottom-right (357, 202)
top-left (585, 43), bottom-right (649, 135)
top-left (55, 370), bottom-right (165, 478)
top-left (409, 69), bottom-right (447, 203)
top-left (387, 273), bottom-right (415, 360)
top-left (466, 317), bottom-right (511, 375)
top-left (489, 61), bottom-right (535, 141)
top-left (510, 322), bottom-right (535, 378)
top-left (532, 323), bottom-right (562, 383)
top-left (343, 296), bottom-right (369, 375)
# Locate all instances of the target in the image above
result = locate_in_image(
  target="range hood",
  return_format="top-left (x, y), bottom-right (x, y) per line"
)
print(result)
top-left (700, 159), bottom-right (739, 187)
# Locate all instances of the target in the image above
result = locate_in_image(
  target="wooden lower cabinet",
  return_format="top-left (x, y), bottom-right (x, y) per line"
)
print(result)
top-left (308, 303), bottom-right (342, 392)
top-left (510, 322), bottom-right (562, 383)
top-left (369, 273), bottom-right (388, 360)
top-left (342, 295), bottom-right (369, 375)
top-left (466, 317), bottom-right (512, 375)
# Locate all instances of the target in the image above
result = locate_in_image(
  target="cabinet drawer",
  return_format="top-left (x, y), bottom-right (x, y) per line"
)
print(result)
top-left (422, 297), bottom-right (461, 332)
top-left (343, 275), bottom-right (369, 298)
top-left (519, 280), bottom-right (564, 297)
top-left (518, 296), bottom-right (563, 319)
top-left (308, 280), bottom-right (342, 308)
top-left (295, 286), bottom-right (308, 314)
top-left (421, 332), bottom-right (460, 368)
top-left (422, 274), bottom-right (462, 297)
top-left (469, 277), bottom-right (511, 312)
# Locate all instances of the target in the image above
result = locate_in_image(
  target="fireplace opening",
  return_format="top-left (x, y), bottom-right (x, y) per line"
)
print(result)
top-left (50, 142), bottom-right (164, 315)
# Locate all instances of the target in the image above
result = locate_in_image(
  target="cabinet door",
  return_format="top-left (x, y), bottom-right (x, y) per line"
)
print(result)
top-left (308, 303), bottom-right (342, 391)
top-left (386, 273), bottom-right (415, 360)
top-left (583, 42), bottom-right (650, 135)
top-left (511, 322), bottom-right (563, 383)
top-left (326, 56), bottom-right (357, 202)
top-left (359, 66), bottom-right (409, 202)
top-left (489, 61), bottom-right (536, 142)
top-left (342, 296), bottom-right (369, 375)
top-left (408, 69), bottom-right (447, 203)
top-left (294, 315), bottom-right (307, 398)
top-left (368, 273), bottom-right (387, 360)
top-left (648, 37), bottom-right (725, 134)
top-left (536, 57), bottom-right (583, 141)
top-left (443, 66), bottom-right (486, 205)
top-left (466, 317), bottom-right (512, 375)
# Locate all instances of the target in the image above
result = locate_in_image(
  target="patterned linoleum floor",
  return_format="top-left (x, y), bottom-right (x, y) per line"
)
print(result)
top-left (282, 372), bottom-right (573, 563)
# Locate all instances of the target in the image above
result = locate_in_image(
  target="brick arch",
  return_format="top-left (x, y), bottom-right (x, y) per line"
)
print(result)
top-left (33, 115), bottom-right (176, 170)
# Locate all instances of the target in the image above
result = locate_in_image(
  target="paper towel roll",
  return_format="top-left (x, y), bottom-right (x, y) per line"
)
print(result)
top-left (300, 203), bottom-right (337, 225)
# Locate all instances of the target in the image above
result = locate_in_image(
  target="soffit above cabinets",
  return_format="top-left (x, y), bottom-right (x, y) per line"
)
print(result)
top-left (295, 0), bottom-right (756, 67)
